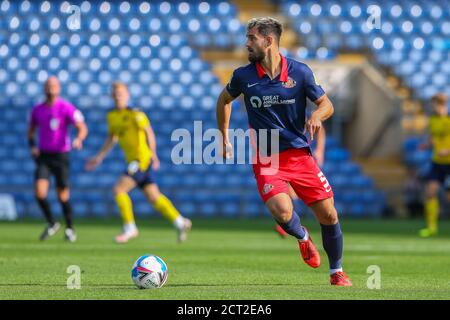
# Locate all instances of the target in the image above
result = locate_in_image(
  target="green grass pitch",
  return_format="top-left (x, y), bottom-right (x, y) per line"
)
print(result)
top-left (0, 218), bottom-right (449, 300)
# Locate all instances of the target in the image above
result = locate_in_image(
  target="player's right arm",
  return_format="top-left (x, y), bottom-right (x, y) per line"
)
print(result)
top-left (314, 126), bottom-right (326, 167)
top-left (27, 124), bottom-right (40, 159)
top-left (85, 133), bottom-right (118, 171)
top-left (216, 89), bottom-right (236, 159)
top-left (28, 109), bottom-right (39, 158)
top-left (216, 69), bottom-right (242, 158)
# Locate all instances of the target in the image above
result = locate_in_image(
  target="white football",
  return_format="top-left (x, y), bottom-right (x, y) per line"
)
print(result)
top-left (131, 255), bottom-right (168, 289)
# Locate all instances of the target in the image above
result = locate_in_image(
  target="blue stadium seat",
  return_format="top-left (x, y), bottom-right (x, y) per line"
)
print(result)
top-left (338, 162), bottom-right (361, 176)
top-left (348, 203), bottom-right (366, 216)
top-left (0, 0), bottom-right (388, 218)
top-left (326, 148), bottom-right (350, 162)
top-left (350, 175), bottom-right (374, 189)
top-left (178, 202), bottom-right (195, 217)
top-left (199, 202), bottom-right (217, 217)
top-left (221, 202), bottom-right (240, 217)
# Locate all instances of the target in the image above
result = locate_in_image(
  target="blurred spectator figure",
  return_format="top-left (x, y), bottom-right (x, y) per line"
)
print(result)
top-left (403, 166), bottom-right (424, 218)
top-left (418, 93), bottom-right (450, 237)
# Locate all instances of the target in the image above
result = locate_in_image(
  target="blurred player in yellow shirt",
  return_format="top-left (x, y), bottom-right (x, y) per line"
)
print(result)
top-left (419, 93), bottom-right (450, 237)
top-left (86, 82), bottom-right (191, 243)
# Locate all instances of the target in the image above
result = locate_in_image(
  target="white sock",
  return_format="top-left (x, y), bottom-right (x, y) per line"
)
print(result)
top-left (173, 216), bottom-right (185, 230)
top-left (330, 268), bottom-right (343, 275)
top-left (124, 222), bottom-right (137, 233)
top-left (298, 227), bottom-right (309, 242)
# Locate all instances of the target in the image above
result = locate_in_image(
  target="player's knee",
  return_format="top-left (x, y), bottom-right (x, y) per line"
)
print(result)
top-left (35, 193), bottom-right (47, 201)
top-left (425, 182), bottom-right (439, 199)
top-left (146, 190), bottom-right (161, 204)
top-left (35, 189), bottom-right (47, 200)
top-left (320, 209), bottom-right (338, 225)
top-left (425, 189), bottom-right (437, 199)
top-left (142, 184), bottom-right (161, 204)
top-left (147, 196), bottom-right (158, 204)
top-left (266, 202), bottom-right (292, 223)
top-left (113, 185), bottom-right (125, 196)
top-left (57, 189), bottom-right (70, 202)
top-left (276, 211), bottom-right (293, 224)
top-left (57, 194), bottom-right (69, 203)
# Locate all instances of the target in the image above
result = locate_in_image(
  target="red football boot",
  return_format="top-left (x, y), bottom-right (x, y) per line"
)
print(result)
top-left (298, 228), bottom-right (321, 268)
top-left (274, 224), bottom-right (288, 238)
top-left (330, 271), bottom-right (353, 286)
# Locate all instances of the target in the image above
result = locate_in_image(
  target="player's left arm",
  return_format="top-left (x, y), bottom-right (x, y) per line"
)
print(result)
top-left (27, 124), bottom-right (40, 158)
top-left (144, 124), bottom-right (160, 170)
top-left (73, 121), bottom-right (88, 150)
top-left (314, 126), bottom-right (326, 167)
top-left (28, 109), bottom-right (40, 158)
top-left (216, 89), bottom-right (236, 159)
top-left (306, 94), bottom-right (334, 141)
top-left (303, 64), bottom-right (334, 141)
top-left (136, 111), bottom-right (159, 170)
top-left (68, 106), bottom-right (88, 150)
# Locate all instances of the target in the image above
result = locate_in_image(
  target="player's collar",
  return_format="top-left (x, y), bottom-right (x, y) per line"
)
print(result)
top-left (44, 96), bottom-right (60, 107)
top-left (255, 54), bottom-right (288, 82)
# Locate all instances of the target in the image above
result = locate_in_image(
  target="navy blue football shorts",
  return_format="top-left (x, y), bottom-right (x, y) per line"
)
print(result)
top-left (124, 161), bottom-right (155, 189)
top-left (427, 162), bottom-right (450, 190)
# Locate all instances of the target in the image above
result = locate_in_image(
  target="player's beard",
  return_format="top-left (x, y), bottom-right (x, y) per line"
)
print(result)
top-left (248, 47), bottom-right (265, 63)
top-left (45, 93), bottom-right (58, 104)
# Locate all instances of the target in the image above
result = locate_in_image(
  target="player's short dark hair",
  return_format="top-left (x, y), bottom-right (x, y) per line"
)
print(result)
top-left (431, 93), bottom-right (448, 105)
top-left (247, 17), bottom-right (283, 46)
top-left (112, 81), bottom-right (128, 91)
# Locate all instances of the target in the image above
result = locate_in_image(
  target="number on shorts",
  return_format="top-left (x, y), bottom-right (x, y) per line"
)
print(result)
top-left (317, 172), bottom-right (332, 192)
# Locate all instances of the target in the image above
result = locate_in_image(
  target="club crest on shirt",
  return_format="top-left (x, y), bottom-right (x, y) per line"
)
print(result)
top-left (282, 77), bottom-right (297, 88)
top-left (50, 118), bottom-right (60, 131)
top-left (262, 183), bottom-right (274, 195)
